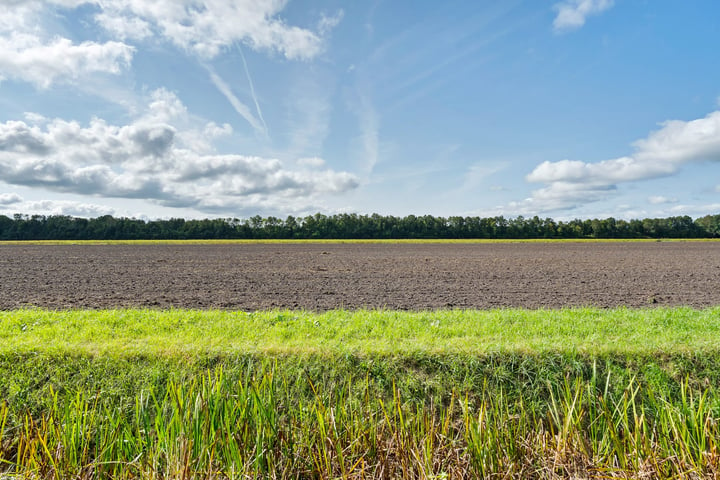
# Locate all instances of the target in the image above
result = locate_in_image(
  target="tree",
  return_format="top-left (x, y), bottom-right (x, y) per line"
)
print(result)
top-left (695, 214), bottom-right (720, 237)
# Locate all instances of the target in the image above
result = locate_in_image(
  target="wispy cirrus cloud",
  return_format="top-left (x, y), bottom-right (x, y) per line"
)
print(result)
top-left (553, 0), bottom-right (614, 32)
top-left (206, 66), bottom-right (268, 138)
top-left (89, 1), bottom-right (340, 140)
top-left (349, 92), bottom-right (379, 175)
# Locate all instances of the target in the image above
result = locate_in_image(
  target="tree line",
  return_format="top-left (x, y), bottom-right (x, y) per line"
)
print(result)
top-left (0, 212), bottom-right (719, 240)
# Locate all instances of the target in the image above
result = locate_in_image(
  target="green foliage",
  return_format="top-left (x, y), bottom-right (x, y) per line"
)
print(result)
top-left (0, 212), bottom-right (718, 240)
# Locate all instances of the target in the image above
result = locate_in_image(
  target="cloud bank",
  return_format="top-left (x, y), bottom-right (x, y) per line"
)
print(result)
top-left (18, 200), bottom-right (117, 218)
top-left (0, 90), bottom-right (358, 213)
top-left (521, 109), bottom-right (720, 212)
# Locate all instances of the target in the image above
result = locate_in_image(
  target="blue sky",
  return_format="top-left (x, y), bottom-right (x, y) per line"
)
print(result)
top-left (0, 0), bottom-right (718, 220)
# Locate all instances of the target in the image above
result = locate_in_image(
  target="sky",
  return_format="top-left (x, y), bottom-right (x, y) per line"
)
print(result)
top-left (0, 0), bottom-right (719, 221)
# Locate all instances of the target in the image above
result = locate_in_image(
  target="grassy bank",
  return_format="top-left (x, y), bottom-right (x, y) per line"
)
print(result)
top-left (2, 308), bottom-right (720, 478)
top-left (3, 307), bottom-right (720, 356)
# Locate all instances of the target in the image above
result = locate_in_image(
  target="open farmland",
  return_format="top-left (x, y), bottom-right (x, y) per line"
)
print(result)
top-left (3, 240), bottom-right (720, 478)
top-left (1, 240), bottom-right (720, 310)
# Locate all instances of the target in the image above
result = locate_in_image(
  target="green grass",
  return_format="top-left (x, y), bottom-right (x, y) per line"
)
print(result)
top-left (3, 307), bottom-right (720, 478)
top-left (2, 307), bottom-right (720, 356)
top-left (4, 366), bottom-right (720, 479)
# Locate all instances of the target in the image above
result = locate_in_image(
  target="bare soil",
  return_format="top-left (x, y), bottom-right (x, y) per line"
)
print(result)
top-left (1, 242), bottom-right (719, 310)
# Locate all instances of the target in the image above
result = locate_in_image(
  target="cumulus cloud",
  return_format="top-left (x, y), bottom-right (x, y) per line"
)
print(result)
top-left (0, 195), bottom-right (119, 218)
top-left (0, 3), bottom-right (134, 88)
top-left (0, 33), bottom-right (134, 88)
top-left (0, 193), bottom-right (23, 205)
top-left (507, 182), bottom-right (616, 215)
top-left (93, 12), bottom-right (153, 41)
top-left (553, 0), bottom-right (614, 32)
top-left (0, 89), bottom-right (358, 213)
top-left (522, 109), bottom-right (720, 212)
top-left (19, 200), bottom-right (117, 217)
top-left (90, 0), bottom-right (329, 60)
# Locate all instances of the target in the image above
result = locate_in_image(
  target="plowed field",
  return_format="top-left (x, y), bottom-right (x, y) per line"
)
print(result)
top-left (1, 242), bottom-right (719, 310)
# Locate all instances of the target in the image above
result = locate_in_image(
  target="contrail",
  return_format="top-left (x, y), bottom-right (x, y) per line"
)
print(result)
top-left (206, 66), bottom-right (267, 138)
top-left (237, 42), bottom-right (268, 136)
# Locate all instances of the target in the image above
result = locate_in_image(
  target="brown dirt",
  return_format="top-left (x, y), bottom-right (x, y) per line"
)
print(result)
top-left (1, 242), bottom-right (719, 310)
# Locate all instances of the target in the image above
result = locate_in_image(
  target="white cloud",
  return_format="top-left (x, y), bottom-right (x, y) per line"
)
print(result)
top-left (91, 0), bottom-right (333, 60)
top-left (20, 199), bottom-right (117, 217)
top-left (203, 122), bottom-right (232, 138)
top-left (648, 196), bottom-right (677, 205)
top-left (523, 109), bottom-right (720, 212)
top-left (526, 156), bottom-right (678, 184)
top-left (94, 11), bottom-right (152, 41)
top-left (634, 203), bottom-right (720, 218)
top-left (507, 182), bottom-right (616, 215)
top-left (0, 0), bottom-right (337, 90)
top-left (0, 2), bottom-right (41, 33)
top-left (0, 89), bottom-right (359, 213)
top-left (177, 121), bottom-right (232, 154)
top-left (553, 0), bottom-right (614, 32)
top-left (0, 33), bottom-right (134, 88)
top-left (23, 112), bottom-right (46, 123)
top-left (0, 193), bottom-right (23, 205)
top-left (633, 112), bottom-right (720, 164)
top-left (0, 3), bottom-right (135, 87)
top-left (656, 203), bottom-right (720, 218)
top-left (318, 10), bottom-right (344, 36)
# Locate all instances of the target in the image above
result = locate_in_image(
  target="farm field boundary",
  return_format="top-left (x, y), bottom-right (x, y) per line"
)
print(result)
top-left (2, 237), bottom-right (720, 245)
